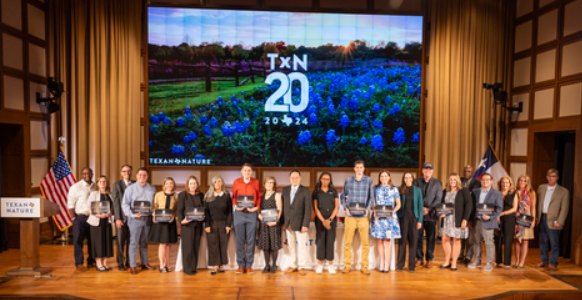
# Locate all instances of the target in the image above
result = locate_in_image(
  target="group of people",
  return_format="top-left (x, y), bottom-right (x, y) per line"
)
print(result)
top-left (66, 160), bottom-right (569, 276)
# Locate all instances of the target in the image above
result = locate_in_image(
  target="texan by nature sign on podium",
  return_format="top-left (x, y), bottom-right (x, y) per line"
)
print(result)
top-left (0, 197), bottom-right (59, 277)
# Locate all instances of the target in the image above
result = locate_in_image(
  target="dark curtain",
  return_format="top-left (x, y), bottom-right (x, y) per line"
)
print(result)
top-left (554, 132), bottom-right (575, 259)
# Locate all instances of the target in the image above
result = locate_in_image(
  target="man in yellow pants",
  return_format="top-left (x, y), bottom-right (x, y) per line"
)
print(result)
top-left (341, 160), bottom-right (375, 275)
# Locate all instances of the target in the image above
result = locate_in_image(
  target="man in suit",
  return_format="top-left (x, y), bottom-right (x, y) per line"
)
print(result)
top-left (281, 170), bottom-right (312, 276)
top-left (534, 168), bottom-right (570, 272)
top-left (468, 173), bottom-right (503, 272)
top-left (122, 167), bottom-right (156, 275)
top-left (460, 165), bottom-right (481, 264)
top-left (111, 164), bottom-right (135, 271)
top-left (414, 162), bottom-right (443, 268)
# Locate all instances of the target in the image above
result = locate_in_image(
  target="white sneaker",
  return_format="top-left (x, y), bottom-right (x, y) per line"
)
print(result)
top-left (328, 265), bottom-right (336, 274)
top-left (315, 265), bottom-right (323, 274)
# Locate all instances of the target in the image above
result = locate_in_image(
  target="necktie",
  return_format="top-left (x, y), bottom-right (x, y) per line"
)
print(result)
top-left (290, 187), bottom-right (297, 205)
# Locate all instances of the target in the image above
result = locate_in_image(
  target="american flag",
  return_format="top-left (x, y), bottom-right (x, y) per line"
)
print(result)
top-left (40, 148), bottom-right (76, 231)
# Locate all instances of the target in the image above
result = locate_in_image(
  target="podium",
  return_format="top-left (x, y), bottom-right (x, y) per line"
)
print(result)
top-left (0, 197), bottom-right (59, 277)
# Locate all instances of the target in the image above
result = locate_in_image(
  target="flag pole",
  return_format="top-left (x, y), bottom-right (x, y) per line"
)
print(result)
top-left (58, 137), bottom-right (71, 244)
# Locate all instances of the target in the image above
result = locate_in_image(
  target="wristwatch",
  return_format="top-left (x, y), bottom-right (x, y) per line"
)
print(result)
top-left (329, 217), bottom-right (333, 222)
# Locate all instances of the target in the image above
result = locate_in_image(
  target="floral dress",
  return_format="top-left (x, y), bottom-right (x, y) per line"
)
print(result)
top-left (370, 185), bottom-right (401, 239)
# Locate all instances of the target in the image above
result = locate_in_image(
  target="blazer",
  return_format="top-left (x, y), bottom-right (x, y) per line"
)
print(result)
top-left (414, 177), bottom-right (443, 221)
top-left (462, 177), bottom-right (481, 192)
top-left (441, 187), bottom-right (472, 228)
top-left (536, 184), bottom-right (569, 230)
top-left (87, 191), bottom-right (113, 227)
top-left (470, 187), bottom-right (503, 229)
top-left (111, 179), bottom-right (135, 223)
top-left (153, 191), bottom-right (178, 217)
top-left (396, 185), bottom-right (424, 223)
top-left (281, 184), bottom-right (312, 231)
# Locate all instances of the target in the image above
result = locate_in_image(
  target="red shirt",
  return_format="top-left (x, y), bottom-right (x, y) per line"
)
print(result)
top-left (232, 177), bottom-right (262, 208)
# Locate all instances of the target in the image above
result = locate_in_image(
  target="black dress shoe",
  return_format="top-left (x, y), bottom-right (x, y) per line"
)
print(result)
top-left (270, 266), bottom-right (277, 274)
top-left (451, 267), bottom-right (458, 271)
top-left (409, 269), bottom-right (415, 273)
top-left (464, 258), bottom-right (471, 265)
top-left (396, 268), bottom-right (403, 272)
top-left (440, 264), bottom-right (451, 269)
top-left (262, 266), bottom-right (270, 273)
top-left (118, 266), bottom-right (127, 271)
top-left (185, 271), bottom-right (195, 276)
top-left (218, 269), bottom-right (225, 273)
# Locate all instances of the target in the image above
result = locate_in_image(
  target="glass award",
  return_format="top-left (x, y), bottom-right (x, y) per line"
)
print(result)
top-left (515, 214), bottom-right (533, 228)
top-left (133, 200), bottom-right (151, 216)
top-left (476, 203), bottom-right (494, 217)
top-left (436, 203), bottom-right (454, 217)
top-left (261, 208), bottom-right (278, 223)
top-left (91, 201), bottom-right (110, 215)
top-left (154, 209), bottom-right (173, 222)
top-left (236, 195), bottom-right (255, 209)
top-left (374, 205), bottom-right (393, 218)
top-left (348, 202), bottom-right (366, 216)
top-left (185, 207), bottom-right (205, 221)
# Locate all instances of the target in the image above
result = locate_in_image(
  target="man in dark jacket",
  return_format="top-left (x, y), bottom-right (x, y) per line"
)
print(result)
top-left (414, 163), bottom-right (443, 268)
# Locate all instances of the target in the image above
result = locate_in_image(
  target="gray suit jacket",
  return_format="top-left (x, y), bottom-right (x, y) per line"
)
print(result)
top-left (414, 177), bottom-right (443, 221)
top-left (281, 185), bottom-right (312, 231)
top-left (470, 188), bottom-right (503, 229)
top-left (112, 179), bottom-right (135, 223)
top-left (536, 184), bottom-right (569, 230)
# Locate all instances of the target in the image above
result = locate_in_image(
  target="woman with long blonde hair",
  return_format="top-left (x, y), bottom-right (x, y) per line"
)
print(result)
top-left (494, 176), bottom-right (518, 269)
top-left (150, 177), bottom-right (178, 273)
top-left (513, 174), bottom-right (536, 268)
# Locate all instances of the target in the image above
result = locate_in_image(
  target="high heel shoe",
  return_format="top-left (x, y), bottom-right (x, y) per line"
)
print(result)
top-left (262, 266), bottom-right (270, 274)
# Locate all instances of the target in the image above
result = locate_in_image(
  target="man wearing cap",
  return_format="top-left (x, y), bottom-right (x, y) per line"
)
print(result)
top-left (414, 163), bottom-right (443, 268)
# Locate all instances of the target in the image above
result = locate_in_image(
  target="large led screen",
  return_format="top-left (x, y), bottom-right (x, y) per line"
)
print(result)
top-left (148, 8), bottom-right (423, 167)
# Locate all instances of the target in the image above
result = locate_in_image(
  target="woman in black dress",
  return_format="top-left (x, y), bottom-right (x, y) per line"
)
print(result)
top-left (313, 172), bottom-right (339, 274)
top-left (88, 175), bottom-right (114, 272)
top-left (150, 177), bottom-right (178, 273)
top-left (494, 176), bottom-right (518, 269)
top-left (257, 176), bottom-right (282, 274)
top-left (204, 175), bottom-right (232, 275)
top-left (177, 175), bottom-right (205, 276)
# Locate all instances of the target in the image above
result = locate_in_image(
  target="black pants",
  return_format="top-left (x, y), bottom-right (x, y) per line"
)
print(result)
top-left (115, 221), bottom-right (130, 267)
top-left (495, 215), bottom-right (515, 266)
top-left (206, 221), bottom-right (229, 266)
top-left (416, 220), bottom-right (436, 262)
top-left (315, 218), bottom-right (336, 261)
top-left (398, 212), bottom-right (418, 270)
top-left (73, 215), bottom-right (94, 266)
top-left (181, 221), bottom-right (203, 273)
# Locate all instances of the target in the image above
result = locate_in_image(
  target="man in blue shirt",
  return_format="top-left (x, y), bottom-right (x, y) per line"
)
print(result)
top-left (122, 167), bottom-right (156, 274)
top-left (341, 160), bottom-right (374, 275)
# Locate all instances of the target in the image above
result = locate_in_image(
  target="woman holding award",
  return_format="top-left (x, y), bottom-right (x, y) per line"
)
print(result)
top-left (370, 170), bottom-right (401, 273)
top-left (177, 176), bottom-right (205, 276)
top-left (313, 172), bottom-right (339, 274)
top-left (494, 176), bottom-right (518, 269)
top-left (438, 173), bottom-right (472, 271)
top-left (204, 176), bottom-right (232, 275)
top-left (150, 177), bottom-right (178, 273)
top-left (513, 175), bottom-right (536, 269)
top-left (87, 175), bottom-right (114, 272)
top-left (257, 176), bottom-right (282, 274)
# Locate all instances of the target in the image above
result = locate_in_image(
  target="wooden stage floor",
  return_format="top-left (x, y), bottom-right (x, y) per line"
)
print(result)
top-left (0, 243), bottom-right (581, 300)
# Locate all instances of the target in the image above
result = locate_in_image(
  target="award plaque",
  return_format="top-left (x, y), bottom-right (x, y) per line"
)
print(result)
top-left (133, 201), bottom-right (151, 216)
top-left (261, 208), bottom-right (278, 223)
top-left (436, 203), bottom-right (454, 217)
top-left (476, 203), bottom-right (494, 217)
top-left (374, 205), bottom-right (393, 218)
top-left (236, 195), bottom-right (255, 209)
top-left (154, 209), bottom-right (173, 222)
top-left (348, 202), bottom-right (366, 217)
top-left (185, 207), bottom-right (205, 221)
top-left (515, 214), bottom-right (533, 228)
top-left (91, 201), bottom-right (110, 215)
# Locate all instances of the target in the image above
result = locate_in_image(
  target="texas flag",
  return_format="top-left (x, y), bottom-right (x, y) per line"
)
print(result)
top-left (473, 141), bottom-right (508, 184)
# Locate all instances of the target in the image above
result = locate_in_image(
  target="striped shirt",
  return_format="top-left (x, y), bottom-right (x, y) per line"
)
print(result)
top-left (341, 175), bottom-right (375, 217)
